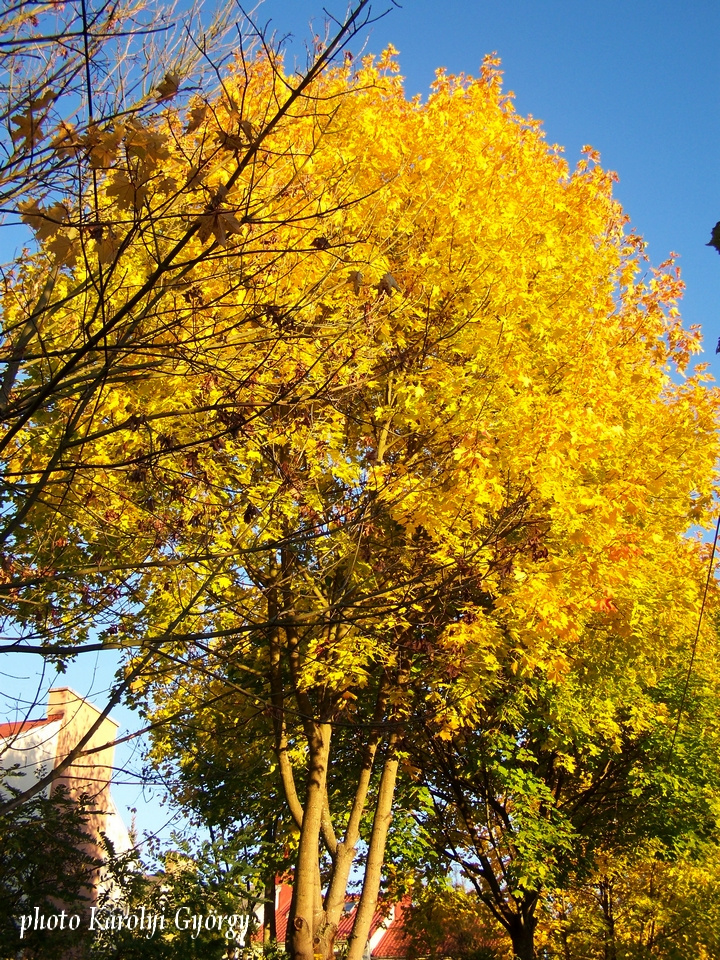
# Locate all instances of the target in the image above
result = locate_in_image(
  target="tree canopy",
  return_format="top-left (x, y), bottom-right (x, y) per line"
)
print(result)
top-left (2, 8), bottom-right (720, 960)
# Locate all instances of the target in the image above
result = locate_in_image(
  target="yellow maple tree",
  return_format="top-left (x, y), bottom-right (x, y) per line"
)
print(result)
top-left (2, 36), bottom-right (719, 960)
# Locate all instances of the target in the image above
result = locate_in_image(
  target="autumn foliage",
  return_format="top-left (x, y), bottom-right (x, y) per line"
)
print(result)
top-left (2, 19), bottom-right (720, 960)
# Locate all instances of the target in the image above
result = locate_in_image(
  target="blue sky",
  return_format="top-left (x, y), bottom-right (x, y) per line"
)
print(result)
top-left (4, 0), bottom-right (720, 845)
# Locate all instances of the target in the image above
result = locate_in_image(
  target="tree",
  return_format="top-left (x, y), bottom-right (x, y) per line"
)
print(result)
top-left (403, 883), bottom-right (510, 959)
top-left (408, 606), bottom-right (720, 959)
top-left (0, 775), bottom-right (131, 960)
top-left (0, 0), bottom-right (385, 810)
top-left (1, 3), bottom-right (396, 953)
top-left (0, 0), bottom-right (239, 780)
top-left (4, 35), bottom-right (719, 960)
top-left (532, 632), bottom-right (720, 960)
top-left (87, 842), bottom-right (258, 960)
top-left (125, 56), bottom-right (720, 960)
top-left (540, 842), bottom-right (720, 959)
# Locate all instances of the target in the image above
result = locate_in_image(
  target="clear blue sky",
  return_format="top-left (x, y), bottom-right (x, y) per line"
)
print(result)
top-left (4, 0), bottom-right (720, 846)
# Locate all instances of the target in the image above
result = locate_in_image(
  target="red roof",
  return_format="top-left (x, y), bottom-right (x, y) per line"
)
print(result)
top-left (372, 900), bottom-right (413, 958)
top-left (336, 900), bottom-right (387, 941)
top-left (0, 715), bottom-right (60, 738)
top-left (265, 887), bottom-right (410, 958)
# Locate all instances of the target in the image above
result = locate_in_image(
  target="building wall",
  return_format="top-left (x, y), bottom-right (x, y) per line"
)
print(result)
top-left (0, 688), bottom-right (133, 907)
top-left (47, 687), bottom-right (120, 862)
top-left (0, 717), bottom-right (61, 799)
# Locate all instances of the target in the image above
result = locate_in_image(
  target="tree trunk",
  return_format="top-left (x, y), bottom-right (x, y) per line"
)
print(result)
top-left (323, 681), bottom-right (388, 940)
top-left (345, 742), bottom-right (399, 960)
top-left (599, 877), bottom-right (617, 960)
top-left (288, 722), bottom-right (331, 960)
top-left (560, 926), bottom-right (571, 960)
top-left (263, 872), bottom-right (276, 951)
top-left (508, 912), bottom-right (537, 960)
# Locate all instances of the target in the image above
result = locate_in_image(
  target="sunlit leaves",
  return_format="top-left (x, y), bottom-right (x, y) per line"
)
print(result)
top-left (3, 42), bottom-right (720, 959)
top-left (155, 72), bottom-right (181, 103)
top-left (18, 199), bottom-right (69, 240)
top-left (10, 88), bottom-right (55, 150)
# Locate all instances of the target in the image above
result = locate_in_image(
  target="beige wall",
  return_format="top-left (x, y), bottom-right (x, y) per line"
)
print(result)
top-left (47, 688), bottom-right (120, 904)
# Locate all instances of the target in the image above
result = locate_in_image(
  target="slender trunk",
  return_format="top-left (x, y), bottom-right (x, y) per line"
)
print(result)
top-left (323, 681), bottom-right (388, 939)
top-left (322, 773), bottom-right (375, 944)
top-left (646, 867), bottom-right (656, 956)
top-left (263, 873), bottom-right (276, 949)
top-left (346, 741), bottom-right (399, 960)
top-left (560, 926), bottom-right (571, 960)
top-left (289, 721), bottom-right (331, 960)
top-left (599, 878), bottom-right (617, 960)
top-left (647, 918), bottom-right (656, 957)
